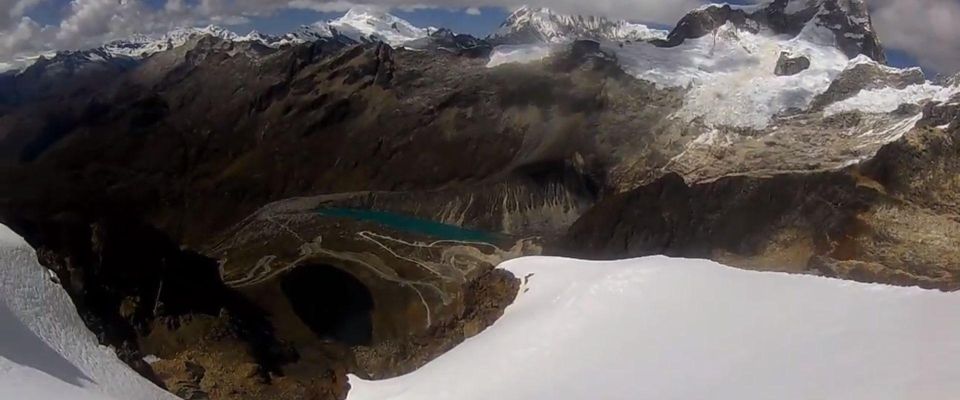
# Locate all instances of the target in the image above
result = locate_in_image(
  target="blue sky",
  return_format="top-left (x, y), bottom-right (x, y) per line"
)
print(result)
top-left (14, 0), bottom-right (929, 72)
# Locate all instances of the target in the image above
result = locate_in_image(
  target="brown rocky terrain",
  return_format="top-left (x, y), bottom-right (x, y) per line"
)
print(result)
top-left (563, 101), bottom-right (960, 291)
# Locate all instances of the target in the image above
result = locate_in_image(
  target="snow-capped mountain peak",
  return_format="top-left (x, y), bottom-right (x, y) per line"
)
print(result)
top-left (488, 6), bottom-right (667, 45)
top-left (672, 0), bottom-right (884, 62)
top-left (237, 30), bottom-right (273, 43)
top-left (250, 7), bottom-right (430, 48)
top-left (329, 7), bottom-right (432, 46)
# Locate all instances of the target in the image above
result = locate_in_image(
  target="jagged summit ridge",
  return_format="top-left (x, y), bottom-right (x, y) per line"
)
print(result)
top-left (664, 0), bottom-right (884, 62)
top-left (332, 6), bottom-right (433, 45)
top-left (488, 6), bottom-right (667, 45)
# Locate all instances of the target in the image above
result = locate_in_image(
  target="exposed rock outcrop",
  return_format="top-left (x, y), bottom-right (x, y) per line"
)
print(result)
top-left (774, 52), bottom-right (810, 76)
top-left (405, 29), bottom-right (493, 58)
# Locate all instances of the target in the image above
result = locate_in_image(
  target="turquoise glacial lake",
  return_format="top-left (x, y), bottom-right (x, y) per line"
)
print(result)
top-left (316, 208), bottom-right (499, 243)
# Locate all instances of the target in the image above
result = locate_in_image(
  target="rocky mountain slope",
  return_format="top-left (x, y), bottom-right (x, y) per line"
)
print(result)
top-left (0, 1), bottom-right (958, 399)
top-left (0, 7), bottom-right (433, 105)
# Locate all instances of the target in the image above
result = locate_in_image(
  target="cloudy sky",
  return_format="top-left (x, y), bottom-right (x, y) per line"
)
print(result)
top-left (0, 0), bottom-right (955, 74)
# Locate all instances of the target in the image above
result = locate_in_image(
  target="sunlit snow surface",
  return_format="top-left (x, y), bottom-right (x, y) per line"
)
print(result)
top-left (487, 44), bottom-right (557, 68)
top-left (350, 256), bottom-right (960, 400)
top-left (327, 7), bottom-right (431, 47)
top-left (0, 225), bottom-right (175, 400)
top-left (825, 83), bottom-right (960, 116)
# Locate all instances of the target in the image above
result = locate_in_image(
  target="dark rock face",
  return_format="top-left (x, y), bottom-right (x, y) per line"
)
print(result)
top-left (563, 172), bottom-right (875, 265)
top-left (0, 49), bottom-right (140, 107)
top-left (281, 264), bottom-right (374, 346)
top-left (405, 29), bottom-right (493, 58)
top-left (657, 4), bottom-right (755, 47)
top-left (774, 52), bottom-right (811, 76)
top-left (563, 166), bottom-right (960, 291)
top-left (815, 0), bottom-right (886, 64)
top-left (570, 40), bottom-right (602, 58)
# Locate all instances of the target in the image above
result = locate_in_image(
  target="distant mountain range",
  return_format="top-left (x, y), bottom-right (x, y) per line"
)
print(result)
top-left (1, 1), bottom-right (888, 76)
top-left (2, 6), bottom-right (677, 74)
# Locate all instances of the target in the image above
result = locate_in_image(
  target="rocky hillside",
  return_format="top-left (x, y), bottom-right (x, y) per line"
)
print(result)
top-left (0, 1), bottom-right (958, 399)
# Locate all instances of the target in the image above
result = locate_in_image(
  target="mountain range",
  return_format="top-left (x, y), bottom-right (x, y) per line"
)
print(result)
top-left (1, 1), bottom-right (958, 399)
top-left (0, 1), bottom-right (889, 77)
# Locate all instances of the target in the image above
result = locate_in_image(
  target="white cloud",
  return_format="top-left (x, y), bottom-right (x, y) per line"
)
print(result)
top-left (164, 0), bottom-right (186, 13)
top-left (465, 6), bottom-right (481, 15)
top-left (870, 0), bottom-right (960, 74)
top-left (285, 0), bottom-right (358, 13)
top-left (0, 17), bottom-right (44, 55)
top-left (0, 1), bottom-right (50, 62)
top-left (0, 0), bottom-right (45, 27)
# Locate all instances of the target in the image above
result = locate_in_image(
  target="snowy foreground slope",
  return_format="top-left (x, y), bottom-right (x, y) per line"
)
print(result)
top-left (0, 224), bottom-right (175, 400)
top-left (350, 256), bottom-right (960, 400)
